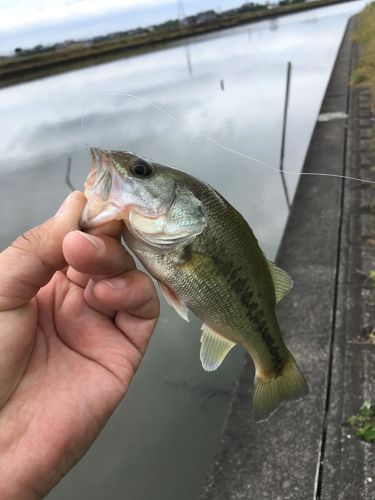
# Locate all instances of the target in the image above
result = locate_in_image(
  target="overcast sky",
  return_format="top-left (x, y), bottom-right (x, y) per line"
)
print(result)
top-left (1, 0), bottom-right (171, 31)
top-left (0, 0), bottom-right (262, 54)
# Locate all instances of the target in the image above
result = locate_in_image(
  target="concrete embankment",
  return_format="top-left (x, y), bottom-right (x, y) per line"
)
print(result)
top-left (201, 18), bottom-right (375, 500)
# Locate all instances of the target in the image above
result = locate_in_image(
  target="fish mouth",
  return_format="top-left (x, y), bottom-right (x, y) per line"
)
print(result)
top-left (80, 148), bottom-right (126, 229)
top-left (80, 147), bottom-right (173, 229)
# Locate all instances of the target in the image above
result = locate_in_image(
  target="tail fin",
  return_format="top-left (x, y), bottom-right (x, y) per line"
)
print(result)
top-left (253, 355), bottom-right (309, 422)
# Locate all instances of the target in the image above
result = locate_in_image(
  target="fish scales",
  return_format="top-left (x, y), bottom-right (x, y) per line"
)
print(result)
top-left (81, 147), bottom-right (308, 421)
top-left (127, 178), bottom-right (286, 374)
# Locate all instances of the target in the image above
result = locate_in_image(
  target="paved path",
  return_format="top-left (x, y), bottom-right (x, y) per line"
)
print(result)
top-left (200, 19), bottom-right (375, 500)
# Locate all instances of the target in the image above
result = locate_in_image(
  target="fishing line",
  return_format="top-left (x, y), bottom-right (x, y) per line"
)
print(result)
top-left (81, 92), bottom-right (375, 185)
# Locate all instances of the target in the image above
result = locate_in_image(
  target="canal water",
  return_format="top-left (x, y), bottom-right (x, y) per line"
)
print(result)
top-left (0, 1), bottom-right (366, 499)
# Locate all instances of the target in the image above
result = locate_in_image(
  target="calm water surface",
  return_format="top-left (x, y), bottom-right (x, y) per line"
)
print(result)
top-left (0, 2), bottom-right (366, 499)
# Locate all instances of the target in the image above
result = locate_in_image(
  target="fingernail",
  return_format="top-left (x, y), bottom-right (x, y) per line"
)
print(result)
top-left (55, 192), bottom-right (73, 216)
top-left (76, 231), bottom-right (105, 251)
top-left (103, 277), bottom-right (127, 290)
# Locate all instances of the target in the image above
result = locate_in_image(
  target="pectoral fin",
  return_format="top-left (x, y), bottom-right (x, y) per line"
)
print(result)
top-left (200, 324), bottom-right (235, 371)
top-left (157, 281), bottom-right (189, 322)
top-left (267, 261), bottom-right (293, 303)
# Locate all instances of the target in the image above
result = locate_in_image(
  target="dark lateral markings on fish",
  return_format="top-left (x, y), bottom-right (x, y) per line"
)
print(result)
top-left (80, 147), bottom-right (309, 422)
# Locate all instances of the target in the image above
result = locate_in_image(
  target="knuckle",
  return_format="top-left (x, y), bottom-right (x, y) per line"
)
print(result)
top-left (11, 225), bottom-right (45, 256)
top-left (10, 224), bottom-right (55, 278)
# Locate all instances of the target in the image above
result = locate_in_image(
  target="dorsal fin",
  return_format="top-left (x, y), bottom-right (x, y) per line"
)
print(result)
top-left (267, 261), bottom-right (294, 303)
top-left (200, 324), bottom-right (235, 371)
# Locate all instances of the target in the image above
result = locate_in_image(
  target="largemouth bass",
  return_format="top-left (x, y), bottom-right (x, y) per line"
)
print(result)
top-left (81, 147), bottom-right (308, 421)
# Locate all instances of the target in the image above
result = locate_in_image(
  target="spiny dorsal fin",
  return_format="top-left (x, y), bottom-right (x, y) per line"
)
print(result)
top-left (157, 281), bottom-right (189, 322)
top-left (200, 324), bottom-right (235, 372)
top-left (267, 261), bottom-right (294, 303)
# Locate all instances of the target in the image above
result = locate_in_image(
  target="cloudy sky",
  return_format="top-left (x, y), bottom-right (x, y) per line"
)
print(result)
top-left (0, 0), bottom-right (256, 54)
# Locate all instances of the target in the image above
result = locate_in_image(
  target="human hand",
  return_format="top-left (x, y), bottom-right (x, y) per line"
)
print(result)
top-left (0, 192), bottom-right (159, 499)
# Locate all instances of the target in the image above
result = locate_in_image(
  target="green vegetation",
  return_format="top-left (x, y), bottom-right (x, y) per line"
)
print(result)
top-left (354, 4), bottom-right (375, 327)
top-left (352, 2), bottom-right (375, 108)
top-left (352, 2), bottom-right (375, 166)
top-left (347, 401), bottom-right (375, 442)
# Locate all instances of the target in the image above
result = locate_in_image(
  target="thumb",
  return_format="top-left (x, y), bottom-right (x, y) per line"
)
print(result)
top-left (0, 191), bottom-right (87, 311)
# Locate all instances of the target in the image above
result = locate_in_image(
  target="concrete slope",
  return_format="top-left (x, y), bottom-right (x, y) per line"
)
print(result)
top-left (200, 19), bottom-right (375, 500)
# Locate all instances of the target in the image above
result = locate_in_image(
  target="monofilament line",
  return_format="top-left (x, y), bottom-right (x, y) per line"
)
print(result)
top-left (81, 92), bottom-right (375, 185)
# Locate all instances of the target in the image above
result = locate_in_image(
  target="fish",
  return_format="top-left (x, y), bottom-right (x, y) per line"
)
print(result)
top-left (81, 147), bottom-right (309, 421)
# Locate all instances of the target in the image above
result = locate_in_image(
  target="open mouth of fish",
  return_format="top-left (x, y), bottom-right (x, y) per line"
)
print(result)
top-left (80, 147), bottom-right (173, 230)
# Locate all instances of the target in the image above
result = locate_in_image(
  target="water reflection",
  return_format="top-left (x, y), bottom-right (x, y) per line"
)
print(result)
top-left (184, 41), bottom-right (193, 76)
top-left (270, 17), bottom-right (279, 31)
top-left (0, 2), bottom-right (367, 500)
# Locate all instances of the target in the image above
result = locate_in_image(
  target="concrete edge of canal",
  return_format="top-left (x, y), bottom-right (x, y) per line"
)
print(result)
top-left (200, 16), bottom-right (375, 500)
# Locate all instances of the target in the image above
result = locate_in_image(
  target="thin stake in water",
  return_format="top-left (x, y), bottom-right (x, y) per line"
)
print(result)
top-left (279, 61), bottom-right (292, 210)
top-left (65, 157), bottom-right (76, 192)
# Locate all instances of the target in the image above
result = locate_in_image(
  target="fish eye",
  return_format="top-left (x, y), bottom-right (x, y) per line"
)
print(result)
top-left (130, 160), bottom-right (153, 178)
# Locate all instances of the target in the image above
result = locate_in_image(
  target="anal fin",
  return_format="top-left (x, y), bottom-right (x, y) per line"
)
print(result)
top-left (157, 281), bottom-right (189, 322)
top-left (200, 324), bottom-right (235, 372)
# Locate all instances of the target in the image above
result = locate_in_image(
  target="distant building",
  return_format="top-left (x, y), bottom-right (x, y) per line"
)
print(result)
top-left (196, 10), bottom-right (218, 25)
top-left (224, 8), bottom-right (242, 16)
top-left (52, 43), bottom-right (66, 50)
top-left (124, 27), bottom-right (148, 36)
top-left (182, 10), bottom-right (218, 27)
top-left (181, 15), bottom-right (197, 27)
top-left (92, 35), bottom-right (107, 43)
